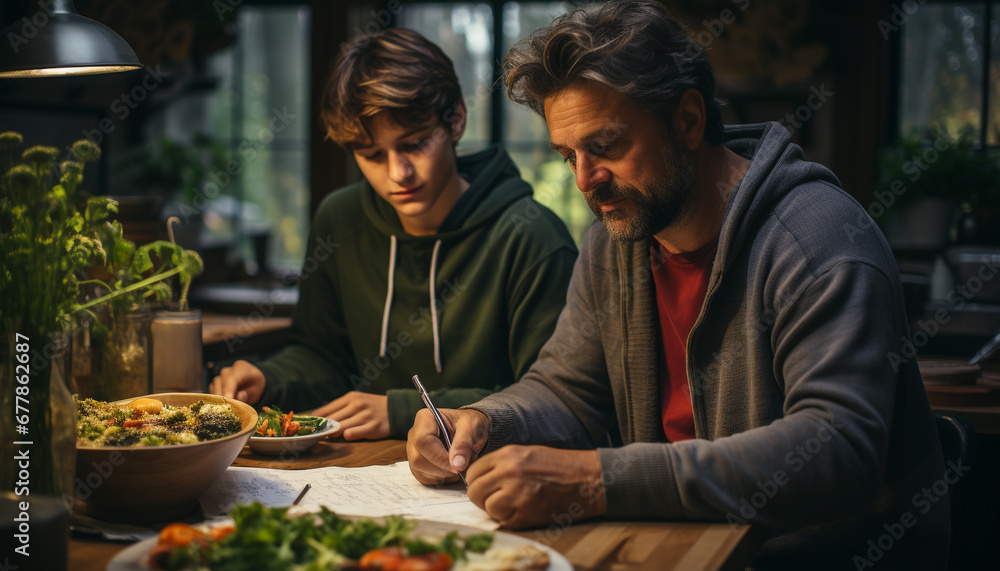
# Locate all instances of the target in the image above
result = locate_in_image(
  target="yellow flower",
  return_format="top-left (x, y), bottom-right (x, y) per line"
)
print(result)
top-left (61, 161), bottom-right (83, 175)
top-left (71, 139), bottom-right (102, 163)
top-left (22, 145), bottom-right (60, 164)
top-left (5, 164), bottom-right (37, 190)
top-left (0, 131), bottom-right (24, 149)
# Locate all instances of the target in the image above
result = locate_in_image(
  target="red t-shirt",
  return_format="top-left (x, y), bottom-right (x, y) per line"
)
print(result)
top-left (650, 236), bottom-right (719, 442)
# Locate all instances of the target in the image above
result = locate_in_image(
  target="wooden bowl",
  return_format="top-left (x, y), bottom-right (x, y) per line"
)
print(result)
top-left (75, 393), bottom-right (257, 523)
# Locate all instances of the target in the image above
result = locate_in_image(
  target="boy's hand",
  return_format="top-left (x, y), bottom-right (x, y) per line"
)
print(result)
top-left (210, 360), bottom-right (266, 404)
top-left (313, 392), bottom-right (390, 440)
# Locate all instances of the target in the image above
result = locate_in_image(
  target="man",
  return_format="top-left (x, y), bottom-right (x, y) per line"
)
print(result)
top-left (211, 28), bottom-right (577, 440)
top-left (407, 2), bottom-right (949, 568)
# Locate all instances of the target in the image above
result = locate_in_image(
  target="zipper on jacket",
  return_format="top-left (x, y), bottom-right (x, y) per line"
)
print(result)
top-left (617, 243), bottom-right (635, 443)
top-left (685, 252), bottom-right (727, 439)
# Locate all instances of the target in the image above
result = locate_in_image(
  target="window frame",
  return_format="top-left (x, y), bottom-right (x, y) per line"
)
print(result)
top-left (389, 0), bottom-right (581, 146)
top-left (889, 0), bottom-right (997, 149)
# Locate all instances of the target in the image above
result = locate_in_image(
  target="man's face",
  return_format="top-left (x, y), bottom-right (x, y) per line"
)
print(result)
top-left (350, 110), bottom-right (464, 232)
top-left (545, 81), bottom-right (697, 242)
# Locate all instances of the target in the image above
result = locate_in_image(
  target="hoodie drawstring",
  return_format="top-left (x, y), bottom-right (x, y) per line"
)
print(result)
top-left (379, 234), bottom-right (397, 358)
top-left (379, 235), bottom-right (444, 374)
top-left (429, 239), bottom-right (442, 373)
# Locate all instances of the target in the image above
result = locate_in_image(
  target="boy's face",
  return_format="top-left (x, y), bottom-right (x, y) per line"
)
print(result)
top-left (350, 106), bottom-right (467, 235)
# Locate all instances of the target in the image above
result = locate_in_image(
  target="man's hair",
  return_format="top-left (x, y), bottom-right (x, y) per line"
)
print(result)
top-left (503, 0), bottom-right (724, 145)
top-left (321, 28), bottom-right (463, 146)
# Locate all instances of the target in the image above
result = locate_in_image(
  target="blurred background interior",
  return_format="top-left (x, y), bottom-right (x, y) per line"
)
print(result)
top-left (1, 0), bottom-right (998, 356)
top-left (3, 2), bottom-right (1000, 568)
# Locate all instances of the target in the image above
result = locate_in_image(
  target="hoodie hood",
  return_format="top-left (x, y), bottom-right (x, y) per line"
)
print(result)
top-left (358, 144), bottom-right (535, 373)
top-left (717, 122), bottom-right (843, 275)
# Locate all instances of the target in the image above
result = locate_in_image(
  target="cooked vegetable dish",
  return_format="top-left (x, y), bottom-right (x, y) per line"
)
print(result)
top-left (75, 396), bottom-right (242, 447)
top-left (255, 405), bottom-right (328, 437)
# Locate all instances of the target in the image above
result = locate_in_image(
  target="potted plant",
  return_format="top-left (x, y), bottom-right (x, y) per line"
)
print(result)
top-left (71, 218), bottom-right (203, 401)
top-left (0, 132), bottom-right (109, 498)
top-left (875, 128), bottom-right (1000, 248)
top-left (0, 131), bottom-right (202, 499)
top-left (114, 134), bottom-right (232, 247)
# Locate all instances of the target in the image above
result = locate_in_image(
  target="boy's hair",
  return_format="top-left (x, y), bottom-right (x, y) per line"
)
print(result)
top-left (503, 0), bottom-right (724, 145)
top-left (321, 28), bottom-right (464, 146)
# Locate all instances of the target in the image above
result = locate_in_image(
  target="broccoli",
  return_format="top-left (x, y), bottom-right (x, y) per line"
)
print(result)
top-left (78, 417), bottom-right (105, 440)
top-left (140, 433), bottom-right (167, 446)
top-left (110, 406), bottom-right (130, 426)
top-left (163, 410), bottom-right (187, 424)
top-left (193, 411), bottom-right (241, 440)
top-left (75, 396), bottom-right (101, 418)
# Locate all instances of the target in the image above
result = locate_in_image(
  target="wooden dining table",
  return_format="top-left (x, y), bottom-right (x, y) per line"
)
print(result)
top-left (69, 438), bottom-right (761, 571)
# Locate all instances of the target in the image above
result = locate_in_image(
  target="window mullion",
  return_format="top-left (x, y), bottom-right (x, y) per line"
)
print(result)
top-left (981, 0), bottom-right (993, 149)
top-left (491, 0), bottom-right (505, 144)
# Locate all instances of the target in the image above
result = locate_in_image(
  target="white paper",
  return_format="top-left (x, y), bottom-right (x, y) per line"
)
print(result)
top-left (199, 461), bottom-right (498, 530)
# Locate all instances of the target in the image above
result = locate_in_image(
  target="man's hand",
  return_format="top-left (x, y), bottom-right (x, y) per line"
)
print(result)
top-left (209, 360), bottom-right (266, 404)
top-left (312, 392), bottom-right (389, 440)
top-left (408, 408), bottom-right (489, 485)
top-left (466, 446), bottom-right (606, 529)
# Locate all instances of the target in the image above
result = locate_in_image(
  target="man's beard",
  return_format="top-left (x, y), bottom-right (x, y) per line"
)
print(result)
top-left (586, 136), bottom-right (697, 243)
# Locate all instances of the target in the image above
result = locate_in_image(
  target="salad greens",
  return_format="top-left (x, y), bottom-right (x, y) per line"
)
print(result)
top-left (159, 502), bottom-right (494, 571)
top-left (255, 406), bottom-right (328, 437)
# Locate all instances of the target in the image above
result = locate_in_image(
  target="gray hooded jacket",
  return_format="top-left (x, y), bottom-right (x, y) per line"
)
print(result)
top-left (470, 123), bottom-right (949, 570)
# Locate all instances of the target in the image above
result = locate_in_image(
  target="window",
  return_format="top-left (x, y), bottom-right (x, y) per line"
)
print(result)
top-left (210, 5), bottom-right (312, 271)
top-left (398, 1), bottom-right (594, 242)
top-left (150, 3), bottom-right (311, 274)
top-left (896, 2), bottom-right (999, 147)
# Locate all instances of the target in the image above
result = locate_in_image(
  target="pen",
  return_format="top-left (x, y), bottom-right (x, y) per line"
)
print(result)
top-left (412, 375), bottom-right (469, 488)
top-left (292, 483), bottom-right (311, 506)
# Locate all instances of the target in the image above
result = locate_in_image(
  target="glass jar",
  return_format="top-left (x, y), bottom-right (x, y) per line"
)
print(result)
top-left (1, 332), bottom-right (76, 499)
top-left (74, 306), bottom-right (152, 401)
top-left (152, 306), bottom-right (203, 393)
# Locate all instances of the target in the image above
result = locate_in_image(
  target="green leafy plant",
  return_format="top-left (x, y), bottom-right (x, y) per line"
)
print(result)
top-left (0, 132), bottom-right (204, 336)
top-left (0, 132), bottom-right (113, 497)
top-left (72, 220), bottom-right (204, 318)
top-left (0, 133), bottom-right (109, 338)
top-left (876, 128), bottom-right (1000, 209)
top-left (115, 134), bottom-right (231, 205)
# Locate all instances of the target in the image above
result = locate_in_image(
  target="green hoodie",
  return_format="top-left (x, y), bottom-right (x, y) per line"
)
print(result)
top-left (256, 145), bottom-right (578, 437)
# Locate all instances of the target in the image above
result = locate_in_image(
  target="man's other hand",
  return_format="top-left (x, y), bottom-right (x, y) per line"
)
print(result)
top-left (467, 446), bottom-right (606, 529)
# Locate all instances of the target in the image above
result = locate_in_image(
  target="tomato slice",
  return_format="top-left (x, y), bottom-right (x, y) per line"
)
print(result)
top-left (209, 524), bottom-right (236, 542)
top-left (360, 547), bottom-right (404, 570)
top-left (157, 523), bottom-right (207, 547)
top-left (398, 552), bottom-right (454, 571)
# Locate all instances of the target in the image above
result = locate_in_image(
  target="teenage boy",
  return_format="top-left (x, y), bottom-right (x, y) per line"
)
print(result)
top-left (211, 28), bottom-right (577, 440)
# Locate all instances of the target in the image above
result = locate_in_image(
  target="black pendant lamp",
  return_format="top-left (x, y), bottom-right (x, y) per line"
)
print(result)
top-left (0, 0), bottom-right (142, 77)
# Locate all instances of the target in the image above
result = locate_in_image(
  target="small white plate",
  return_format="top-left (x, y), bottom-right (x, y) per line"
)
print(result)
top-left (247, 418), bottom-right (340, 455)
top-left (106, 517), bottom-right (571, 571)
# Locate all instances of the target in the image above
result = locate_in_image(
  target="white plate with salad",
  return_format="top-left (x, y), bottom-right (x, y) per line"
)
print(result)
top-left (106, 503), bottom-right (570, 571)
top-left (247, 406), bottom-right (340, 455)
